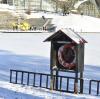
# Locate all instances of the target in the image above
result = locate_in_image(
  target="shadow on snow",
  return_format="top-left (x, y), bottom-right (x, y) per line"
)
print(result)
top-left (0, 50), bottom-right (50, 82)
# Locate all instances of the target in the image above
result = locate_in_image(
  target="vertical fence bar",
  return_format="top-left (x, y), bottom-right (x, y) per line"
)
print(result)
top-left (15, 71), bottom-right (18, 84)
top-left (46, 75), bottom-right (48, 89)
top-left (53, 75), bottom-right (56, 90)
top-left (66, 78), bottom-right (69, 92)
top-left (80, 78), bottom-right (84, 94)
top-left (33, 73), bottom-right (36, 87)
top-left (60, 77), bottom-right (62, 91)
top-left (27, 73), bottom-right (30, 85)
top-left (97, 81), bottom-right (99, 95)
top-left (40, 74), bottom-right (42, 87)
top-left (74, 72), bottom-right (78, 94)
top-left (10, 70), bottom-right (12, 83)
top-left (21, 72), bottom-right (24, 84)
top-left (89, 80), bottom-right (92, 94)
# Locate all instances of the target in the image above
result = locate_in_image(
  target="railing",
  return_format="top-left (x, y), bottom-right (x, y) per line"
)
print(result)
top-left (10, 69), bottom-right (100, 96)
top-left (10, 69), bottom-right (51, 89)
top-left (10, 69), bottom-right (81, 93)
top-left (89, 80), bottom-right (100, 95)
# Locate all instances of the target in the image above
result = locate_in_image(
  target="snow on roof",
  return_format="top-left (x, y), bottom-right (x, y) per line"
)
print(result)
top-left (44, 28), bottom-right (87, 44)
top-left (61, 28), bottom-right (87, 43)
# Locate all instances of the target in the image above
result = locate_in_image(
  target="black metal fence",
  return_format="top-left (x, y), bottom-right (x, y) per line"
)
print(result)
top-left (89, 80), bottom-right (100, 95)
top-left (10, 69), bottom-right (100, 96)
top-left (10, 69), bottom-right (51, 89)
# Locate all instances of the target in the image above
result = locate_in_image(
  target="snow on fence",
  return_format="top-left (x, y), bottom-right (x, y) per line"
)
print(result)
top-left (10, 69), bottom-right (100, 96)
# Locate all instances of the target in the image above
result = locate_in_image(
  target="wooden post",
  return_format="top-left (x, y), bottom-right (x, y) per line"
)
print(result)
top-left (80, 72), bottom-right (83, 94)
top-left (52, 70), bottom-right (56, 90)
top-left (80, 44), bottom-right (84, 94)
top-left (50, 70), bottom-right (54, 90)
top-left (74, 72), bottom-right (78, 94)
top-left (74, 45), bottom-right (78, 94)
top-left (50, 42), bottom-right (54, 90)
top-left (50, 42), bottom-right (57, 90)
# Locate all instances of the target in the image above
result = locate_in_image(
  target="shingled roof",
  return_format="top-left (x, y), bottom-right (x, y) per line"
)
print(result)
top-left (44, 28), bottom-right (87, 44)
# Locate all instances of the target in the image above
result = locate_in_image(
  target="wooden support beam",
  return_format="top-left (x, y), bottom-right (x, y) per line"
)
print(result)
top-left (80, 72), bottom-right (84, 94)
top-left (74, 72), bottom-right (78, 94)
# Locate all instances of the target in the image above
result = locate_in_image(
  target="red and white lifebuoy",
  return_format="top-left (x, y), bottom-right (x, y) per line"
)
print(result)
top-left (58, 43), bottom-right (76, 69)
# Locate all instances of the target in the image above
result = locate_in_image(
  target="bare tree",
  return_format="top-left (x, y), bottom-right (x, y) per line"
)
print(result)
top-left (61, 0), bottom-right (75, 15)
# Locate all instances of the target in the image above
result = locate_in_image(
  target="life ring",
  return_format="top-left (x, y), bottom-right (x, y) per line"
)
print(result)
top-left (58, 43), bottom-right (76, 69)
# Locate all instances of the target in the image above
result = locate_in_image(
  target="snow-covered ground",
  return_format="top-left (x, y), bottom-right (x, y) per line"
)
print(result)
top-left (0, 80), bottom-right (99, 99)
top-left (23, 12), bottom-right (100, 32)
top-left (52, 14), bottom-right (100, 32)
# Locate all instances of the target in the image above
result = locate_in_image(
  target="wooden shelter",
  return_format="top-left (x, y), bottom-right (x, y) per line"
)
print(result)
top-left (44, 28), bottom-right (87, 93)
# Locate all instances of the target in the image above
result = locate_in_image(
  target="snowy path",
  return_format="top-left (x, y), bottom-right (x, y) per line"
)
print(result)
top-left (0, 81), bottom-right (99, 99)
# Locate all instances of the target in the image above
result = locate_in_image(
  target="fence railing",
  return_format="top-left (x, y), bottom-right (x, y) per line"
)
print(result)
top-left (89, 80), bottom-right (100, 95)
top-left (10, 69), bottom-right (51, 89)
top-left (10, 69), bottom-right (100, 96)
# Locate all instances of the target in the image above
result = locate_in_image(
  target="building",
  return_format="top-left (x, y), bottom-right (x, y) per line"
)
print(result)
top-left (74, 0), bottom-right (100, 17)
top-left (0, 0), bottom-right (100, 17)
